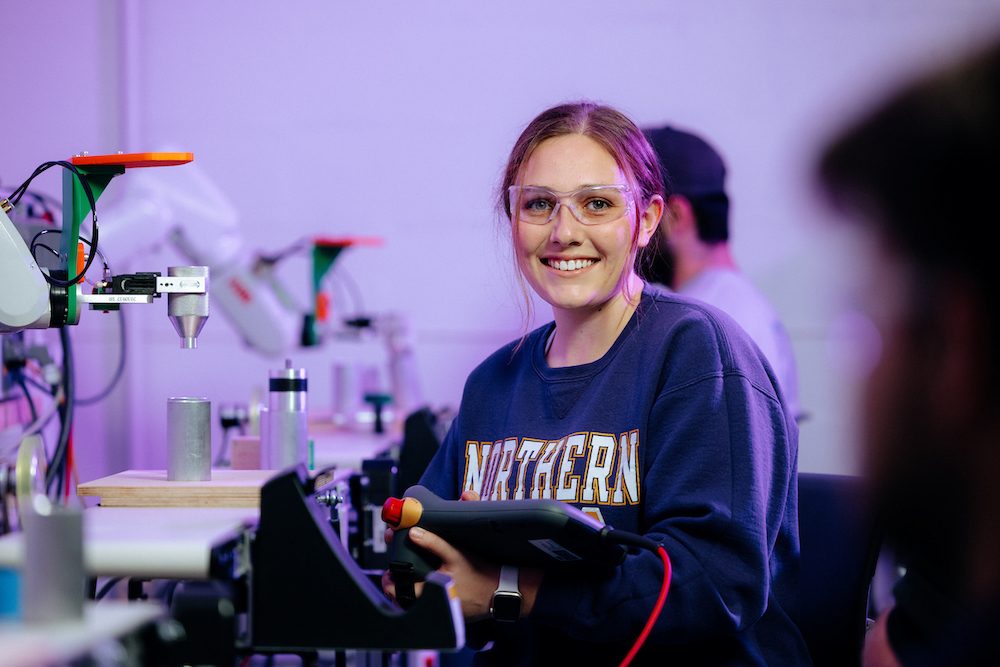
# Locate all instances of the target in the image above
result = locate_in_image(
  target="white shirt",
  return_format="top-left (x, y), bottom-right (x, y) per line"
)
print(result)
top-left (670, 268), bottom-right (801, 420)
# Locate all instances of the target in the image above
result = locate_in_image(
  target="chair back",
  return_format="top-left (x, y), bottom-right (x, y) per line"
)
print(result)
top-left (798, 472), bottom-right (882, 667)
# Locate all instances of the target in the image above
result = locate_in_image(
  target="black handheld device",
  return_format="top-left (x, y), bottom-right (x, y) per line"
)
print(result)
top-left (383, 485), bottom-right (627, 608)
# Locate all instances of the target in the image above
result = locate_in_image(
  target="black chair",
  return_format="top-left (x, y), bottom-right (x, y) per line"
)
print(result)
top-left (798, 472), bottom-right (882, 667)
top-left (396, 407), bottom-right (443, 494)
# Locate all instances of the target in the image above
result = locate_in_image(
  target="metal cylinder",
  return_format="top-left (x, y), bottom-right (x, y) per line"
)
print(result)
top-left (267, 361), bottom-right (308, 470)
top-left (332, 362), bottom-right (359, 428)
top-left (167, 397), bottom-right (212, 481)
top-left (21, 500), bottom-right (84, 624)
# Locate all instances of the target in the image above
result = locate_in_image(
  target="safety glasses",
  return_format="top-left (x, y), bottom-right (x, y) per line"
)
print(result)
top-left (508, 185), bottom-right (633, 225)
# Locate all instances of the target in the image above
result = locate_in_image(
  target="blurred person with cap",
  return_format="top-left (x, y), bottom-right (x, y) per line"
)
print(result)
top-left (819, 37), bottom-right (1000, 667)
top-left (645, 127), bottom-right (801, 420)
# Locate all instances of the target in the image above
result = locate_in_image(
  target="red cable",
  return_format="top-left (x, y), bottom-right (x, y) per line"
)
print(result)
top-left (619, 545), bottom-right (672, 667)
top-left (65, 431), bottom-right (74, 500)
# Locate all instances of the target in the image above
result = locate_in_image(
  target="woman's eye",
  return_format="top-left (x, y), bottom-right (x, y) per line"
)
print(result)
top-left (585, 198), bottom-right (613, 212)
top-left (524, 198), bottom-right (554, 212)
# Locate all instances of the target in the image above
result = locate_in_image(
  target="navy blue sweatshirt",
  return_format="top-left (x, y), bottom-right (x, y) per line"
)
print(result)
top-left (420, 288), bottom-right (810, 666)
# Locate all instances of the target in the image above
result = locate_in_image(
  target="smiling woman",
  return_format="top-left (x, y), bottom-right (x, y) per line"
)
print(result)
top-left (510, 132), bottom-right (661, 367)
top-left (499, 105), bottom-right (666, 357)
top-left (383, 102), bottom-right (810, 666)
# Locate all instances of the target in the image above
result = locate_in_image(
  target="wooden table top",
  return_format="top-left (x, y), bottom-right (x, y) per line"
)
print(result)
top-left (76, 469), bottom-right (276, 508)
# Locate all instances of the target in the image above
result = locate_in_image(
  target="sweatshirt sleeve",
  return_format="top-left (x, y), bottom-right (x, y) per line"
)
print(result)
top-left (529, 314), bottom-right (798, 645)
top-left (417, 413), bottom-right (465, 500)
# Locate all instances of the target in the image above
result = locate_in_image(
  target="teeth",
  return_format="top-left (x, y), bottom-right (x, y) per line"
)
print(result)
top-left (548, 259), bottom-right (594, 271)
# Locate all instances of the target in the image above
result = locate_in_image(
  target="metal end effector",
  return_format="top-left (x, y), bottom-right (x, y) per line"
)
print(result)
top-left (77, 266), bottom-right (210, 348)
top-left (166, 266), bottom-right (210, 349)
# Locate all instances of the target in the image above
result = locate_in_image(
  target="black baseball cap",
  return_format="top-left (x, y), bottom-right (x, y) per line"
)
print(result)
top-left (645, 126), bottom-right (727, 198)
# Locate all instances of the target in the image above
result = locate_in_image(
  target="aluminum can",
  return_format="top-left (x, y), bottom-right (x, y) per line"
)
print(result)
top-left (167, 397), bottom-right (212, 481)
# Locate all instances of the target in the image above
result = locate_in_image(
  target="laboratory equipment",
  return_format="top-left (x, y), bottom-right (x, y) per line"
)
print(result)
top-left (1, 153), bottom-right (209, 344)
top-left (383, 484), bottom-right (627, 608)
top-left (21, 497), bottom-right (85, 623)
top-left (246, 466), bottom-right (464, 654)
top-left (166, 398), bottom-right (212, 482)
top-left (265, 361), bottom-right (308, 470)
top-left (1, 153), bottom-right (209, 533)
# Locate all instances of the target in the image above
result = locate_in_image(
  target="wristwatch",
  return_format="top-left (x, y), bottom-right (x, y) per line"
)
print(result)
top-left (490, 565), bottom-right (521, 622)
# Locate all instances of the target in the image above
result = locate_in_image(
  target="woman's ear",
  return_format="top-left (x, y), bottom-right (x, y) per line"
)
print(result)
top-left (636, 195), bottom-right (664, 248)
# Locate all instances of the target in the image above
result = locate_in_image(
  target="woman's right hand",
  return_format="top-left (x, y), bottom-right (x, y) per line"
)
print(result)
top-left (381, 490), bottom-right (485, 612)
top-left (381, 557), bottom-right (422, 607)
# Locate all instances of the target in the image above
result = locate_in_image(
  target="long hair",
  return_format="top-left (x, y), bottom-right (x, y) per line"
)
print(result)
top-left (819, 40), bottom-right (1000, 390)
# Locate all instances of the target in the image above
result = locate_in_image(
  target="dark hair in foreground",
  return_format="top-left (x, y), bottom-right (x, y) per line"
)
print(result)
top-left (819, 40), bottom-right (1000, 386)
top-left (819, 40), bottom-right (1000, 589)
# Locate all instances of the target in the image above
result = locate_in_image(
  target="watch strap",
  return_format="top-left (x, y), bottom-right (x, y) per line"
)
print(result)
top-left (496, 564), bottom-right (519, 594)
top-left (490, 564), bottom-right (522, 622)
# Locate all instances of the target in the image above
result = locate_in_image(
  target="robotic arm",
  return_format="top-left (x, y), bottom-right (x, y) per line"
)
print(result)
top-left (93, 157), bottom-right (302, 357)
top-left (1, 154), bottom-right (209, 525)
top-left (1, 154), bottom-right (209, 343)
top-left (95, 158), bottom-right (387, 358)
top-left (0, 201), bottom-right (49, 331)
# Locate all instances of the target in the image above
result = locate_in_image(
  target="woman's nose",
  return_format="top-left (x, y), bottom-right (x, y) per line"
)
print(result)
top-left (549, 202), bottom-right (583, 244)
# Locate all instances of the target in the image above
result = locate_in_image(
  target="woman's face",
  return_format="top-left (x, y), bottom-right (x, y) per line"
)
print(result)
top-left (514, 134), bottom-right (659, 315)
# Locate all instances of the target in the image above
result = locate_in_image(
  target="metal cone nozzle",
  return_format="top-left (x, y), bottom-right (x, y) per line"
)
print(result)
top-left (167, 266), bottom-right (209, 349)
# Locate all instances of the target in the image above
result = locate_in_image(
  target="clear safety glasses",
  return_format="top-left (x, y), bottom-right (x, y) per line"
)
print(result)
top-left (508, 185), bottom-right (633, 225)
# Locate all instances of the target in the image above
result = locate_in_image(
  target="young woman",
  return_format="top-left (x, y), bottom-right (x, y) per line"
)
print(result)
top-left (385, 102), bottom-right (809, 665)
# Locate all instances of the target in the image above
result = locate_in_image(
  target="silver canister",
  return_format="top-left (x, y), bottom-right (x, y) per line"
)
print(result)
top-left (332, 362), bottom-right (365, 428)
top-left (21, 498), bottom-right (84, 623)
top-left (167, 397), bottom-right (212, 481)
top-left (267, 361), bottom-right (308, 470)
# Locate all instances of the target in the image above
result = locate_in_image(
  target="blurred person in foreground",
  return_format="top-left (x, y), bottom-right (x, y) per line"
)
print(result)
top-left (818, 37), bottom-right (1000, 667)
top-left (644, 126), bottom-right (801, 420)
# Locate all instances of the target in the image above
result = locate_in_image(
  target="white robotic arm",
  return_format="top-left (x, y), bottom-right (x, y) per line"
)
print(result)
top-left (0, 203), bottom-right (50, 332)
top-left (96, 160), bottom-right (297, 357)
top-left (1, 155), bottom-right (209, 343)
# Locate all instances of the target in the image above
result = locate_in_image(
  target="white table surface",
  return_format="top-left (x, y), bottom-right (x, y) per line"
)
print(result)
top-left (0, 506), bottom-right (257, 579)
top-left (309, 427), bottom-right (395, 471)
top-left (0, 429), bottom-right (389, 581)
top-left (0, 601), bottom-right (163, 667)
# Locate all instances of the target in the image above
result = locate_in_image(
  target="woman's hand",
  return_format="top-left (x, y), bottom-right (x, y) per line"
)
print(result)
top-left (403, 524), bottom-right (501, 621)
top-left (381, 490), bottom-right (496, 620)
top-left (382, 491), bottom-right (500, 621)
top-left (381, 489), bottom-right (542, 620)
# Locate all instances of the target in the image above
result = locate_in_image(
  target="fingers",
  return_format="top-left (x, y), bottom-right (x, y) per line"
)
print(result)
top-left (381, 569), bottom-right (395, 598)
top-left (460, 490), bottom-right (481, 501)
top-left (381, 564), bottom-right (424, 606)
top-left (409, 527), bottom-right (498, 621)
top-left (407, 526), bottom-right (461, 564)
top-left (382, 526), bottom-right (499, 621)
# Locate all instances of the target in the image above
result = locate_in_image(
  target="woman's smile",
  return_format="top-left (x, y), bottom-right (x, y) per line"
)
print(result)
top-left (543, 257), bottom-right (597, 272)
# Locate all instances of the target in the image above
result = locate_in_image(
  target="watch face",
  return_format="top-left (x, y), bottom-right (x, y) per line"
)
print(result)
top-left (491, 592), bottom-right (522, 622)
